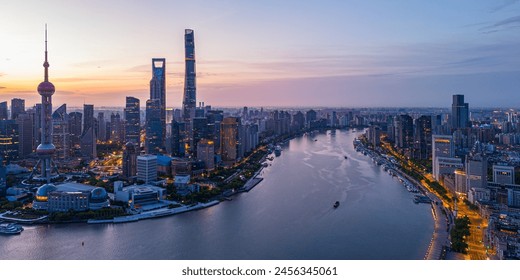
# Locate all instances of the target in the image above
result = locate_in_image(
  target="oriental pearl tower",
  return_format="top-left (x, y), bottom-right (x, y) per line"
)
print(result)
top-left (29, 25), bottom-right (60, 183)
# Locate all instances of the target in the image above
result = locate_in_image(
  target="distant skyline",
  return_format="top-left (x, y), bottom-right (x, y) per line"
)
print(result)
top-left (1, 0), bottom-right (520, 108)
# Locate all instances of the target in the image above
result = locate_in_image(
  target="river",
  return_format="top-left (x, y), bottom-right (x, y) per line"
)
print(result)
top-left (0, 129), bottom-right (434, 260)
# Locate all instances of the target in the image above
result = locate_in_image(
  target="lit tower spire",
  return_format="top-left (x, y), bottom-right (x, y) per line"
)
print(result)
top-left (30, 24), bottom-right (59, 184)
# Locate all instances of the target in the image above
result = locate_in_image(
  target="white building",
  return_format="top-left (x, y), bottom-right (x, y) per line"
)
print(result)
top-left (113, 181), bottom-right (166, 210)
top-left (465, 155), bottom-right (487, 190)
top-left (137, 154), bottom-right (157, 183)
top-left (432, 135), bottom-right (455, 180)
top-left (434, 156), bottom-right (463, 182)
top-left (493, 165), bottom-right (515, 185)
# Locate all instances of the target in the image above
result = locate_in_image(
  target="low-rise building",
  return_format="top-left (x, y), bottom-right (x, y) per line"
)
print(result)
top-left (32, 182), bottom-right (110, 212)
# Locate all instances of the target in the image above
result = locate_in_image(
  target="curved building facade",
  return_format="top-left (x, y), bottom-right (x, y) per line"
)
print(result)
top-left (32, 182), bottom-right (110, 212)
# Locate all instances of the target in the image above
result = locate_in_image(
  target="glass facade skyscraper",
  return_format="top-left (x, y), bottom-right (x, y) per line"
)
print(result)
top-left (83, 104), bottom-right (94, 136)
top-left (125, 96), bottom-right (141, 146)
top-left (452, 94), bottom-right (469, 129)
top-left (182, 29), bottom-right (196, 153)
top-left (150, 58), bottom-right (166, 149)
top-left (145, 99), bottom-right (163, 154)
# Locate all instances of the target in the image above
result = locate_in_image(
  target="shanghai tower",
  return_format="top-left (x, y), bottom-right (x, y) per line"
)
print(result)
top-left (182, 29), bottom-right (196, 151)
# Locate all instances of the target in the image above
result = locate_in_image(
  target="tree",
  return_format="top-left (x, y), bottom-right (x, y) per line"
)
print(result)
top-left (450, 216), bottom-right (471, 254)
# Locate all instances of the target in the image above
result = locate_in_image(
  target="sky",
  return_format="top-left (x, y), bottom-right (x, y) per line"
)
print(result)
top-left (1, 0), bottom-right (520, 108)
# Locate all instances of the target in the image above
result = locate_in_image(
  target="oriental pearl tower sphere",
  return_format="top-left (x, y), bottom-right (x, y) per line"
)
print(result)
top-left (35, 25), bottom-right (57, 184)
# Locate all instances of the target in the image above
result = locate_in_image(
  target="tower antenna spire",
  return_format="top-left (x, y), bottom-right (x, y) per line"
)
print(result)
top-left (44, 24), bottom-right (49, 82)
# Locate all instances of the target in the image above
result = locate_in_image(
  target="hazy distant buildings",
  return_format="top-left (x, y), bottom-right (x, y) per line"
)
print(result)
top-left (137, 154), bottom-right (157, 183)
top-left (306, 110), bottom-right (317, 127)
top-left (97, 112), bottom-right (106, 142)
top-left (150, 59), bottom-right (166, 149)
top-left (10, 98), bottom-right (25, 120)
top-left (110, 112), bottom-right (123, 142)
top-left (125, 96), bottom-right (140, 146)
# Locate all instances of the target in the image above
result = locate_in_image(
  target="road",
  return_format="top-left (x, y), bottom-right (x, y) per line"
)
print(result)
top-left (380, 138), bottom-right (490, 259)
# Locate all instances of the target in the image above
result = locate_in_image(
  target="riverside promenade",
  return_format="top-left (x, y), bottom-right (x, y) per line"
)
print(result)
top-left (394, 168), bottom-right (451, 260)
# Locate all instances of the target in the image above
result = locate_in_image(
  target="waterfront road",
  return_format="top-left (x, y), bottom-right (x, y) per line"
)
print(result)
top-left (390, 167), bottom-right (449, 260)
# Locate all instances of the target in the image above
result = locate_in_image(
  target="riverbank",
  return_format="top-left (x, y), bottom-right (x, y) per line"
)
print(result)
top-left (87, 201), bottom-right (220, 224)
top-left (354, 137), bottom-right (450, 260)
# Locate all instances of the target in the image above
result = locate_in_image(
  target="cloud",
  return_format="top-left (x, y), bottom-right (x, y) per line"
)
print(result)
top-left (52, 76), bottom-right (139, 83)
top-left (480, 15), bottom-right (520, 33)
top-left (489, 0), bottom-right (519, 13)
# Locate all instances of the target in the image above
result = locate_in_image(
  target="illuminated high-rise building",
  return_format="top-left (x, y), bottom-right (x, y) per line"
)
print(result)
top-left (16, 113), bottom-right (33, 158)
top-left (197, 139), bottom-right (215, 170)
top-left (452, 94), bottom-right (469, 129)
top-left (0, 102), bottom-right (8, 120)
top-left (68, 112), bottom-right (82, 148)
top-left (10, 98), bottom-right (25, 120)
top-left (125, 96), bottom-right (140, 146)
top-left (123, 142), bottom-right (137, 179)
top-left (83, 104), bottom-right (94, 136)
top-left (432, 135), bottom-right (455, 181)
top-left (52, 104), bottom-right (69, 160)
top-left (145, 99), bottom-right (163, 154)
top-left (0, 120), bottom-right (19, 163)
top-left (182, 29), bottom-right (197, 152)
top-left (150, 58), bottom-right (166, 148)
top-left (414, 115), bottom-right (432, 160)
top-left (220, 117), bottom-right (239, 166)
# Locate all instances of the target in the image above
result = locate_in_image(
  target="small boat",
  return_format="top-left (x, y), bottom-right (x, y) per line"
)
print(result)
top-left (314, 139), bottom-right (318, 141)
top-left (333, 201), bottom-right (340, 208)
top-left (0, 223), bottom-right (24, 235)
top-left (344, 156), bottom-right (348, 159)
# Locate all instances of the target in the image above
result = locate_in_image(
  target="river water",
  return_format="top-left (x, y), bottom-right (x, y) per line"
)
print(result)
top-left (0, 130), bottom-right (433, 260)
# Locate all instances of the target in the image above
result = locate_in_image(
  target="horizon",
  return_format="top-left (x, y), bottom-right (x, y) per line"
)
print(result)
top-left (1, 0), bottom-right (520, 108)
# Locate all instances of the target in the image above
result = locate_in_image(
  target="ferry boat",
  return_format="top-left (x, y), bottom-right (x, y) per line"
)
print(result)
top-left (0, 223), bottom-right (24, 235)
top-left (274, 145), bottom-right (282, 157)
